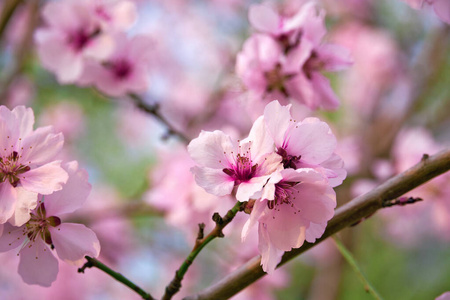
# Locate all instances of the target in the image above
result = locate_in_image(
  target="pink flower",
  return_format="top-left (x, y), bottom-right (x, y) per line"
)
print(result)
top-left (243, 168), bottom-right (336, 273)
top-left (237, 2), bottom-right (352, 110)
top-left (35, 0), bottom-right (114, 83)
top-left (0, 106), bottom-right (68, 226)
top-left (0, 161), bottom-right (100, 286)
top-left (188, 117), bottom-right (282, 202)
top-left (78, 34), bottom-right (153, 97)
top-left (263, 100), bottom-right (346, 187)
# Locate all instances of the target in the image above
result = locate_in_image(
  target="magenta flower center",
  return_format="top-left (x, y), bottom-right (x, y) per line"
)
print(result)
top-left (223, 153), bottom-right (258, 185)
top-left (112, 59), bottom-right (132, 79)
top-left (68, 28), bottom-right (101, 52)
top-left (0, 151), bottom-right (30, 187)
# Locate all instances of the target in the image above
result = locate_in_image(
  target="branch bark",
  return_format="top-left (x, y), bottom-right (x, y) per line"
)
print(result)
top-left (184, 148), bottom-right (450, 300)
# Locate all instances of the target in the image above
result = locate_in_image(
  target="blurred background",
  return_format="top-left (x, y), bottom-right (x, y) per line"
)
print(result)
top-left (0, 0), bottom-right (449, 299)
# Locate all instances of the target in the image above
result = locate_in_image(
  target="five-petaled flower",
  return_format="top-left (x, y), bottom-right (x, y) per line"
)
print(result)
top-left (0, 161), bottom-right (100, 286)
top-left (0, 106), bottom-right (68, 226)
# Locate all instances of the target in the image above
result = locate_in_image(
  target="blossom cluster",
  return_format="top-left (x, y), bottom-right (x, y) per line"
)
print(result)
top-left (236, 3), bottom-right (352, 111)
top-left (0, 106), bottom-right (100, 286)
top-left (35, 0), bottom-right (152, 97)
top-left (188, 100), bottom-right (345, 273)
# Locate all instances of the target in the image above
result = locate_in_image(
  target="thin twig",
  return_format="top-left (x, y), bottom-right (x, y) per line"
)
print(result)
top-left (332, 236), bottom-right (383, 300)
top-left (78, 256), bottom-right (155, 300)
top-left (183, 148), bottom-right (450, 300)
top-left (162, 201), bottom-right (246, 300)
top-left (0, 0), bottom-right (40, 99)
top-left (128, 93), bottom-right (191, 144)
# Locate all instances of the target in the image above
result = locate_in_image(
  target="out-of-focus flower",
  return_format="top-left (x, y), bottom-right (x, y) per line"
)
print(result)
top-left (332, 22), bottom-right (402, 118)
top-left (38, 102), bottom-right (85, 142)
top-left (236, 2), bottom-right (351, 110)
top-left (79, 34), bottom-right (153, 97)
top-left (0, 106), bottom-right (68, 226)
top-left (0, 162), bottom-right (100, 287)
top-left (35, 0), bottom-right (115, 83)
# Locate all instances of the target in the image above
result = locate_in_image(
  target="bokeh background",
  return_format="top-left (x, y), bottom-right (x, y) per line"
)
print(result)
top-left (0, 0), bottom-right (449, 299)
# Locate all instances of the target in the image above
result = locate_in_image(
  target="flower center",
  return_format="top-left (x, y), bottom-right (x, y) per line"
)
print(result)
top-left (68, 27), bottom-right (101, 52)
top-left (25, 203), bottom-right (61, 247)
top-left (0, 151), bottom-right (30, 187)
top-left (267, 181), bottom-right (300, 210)
top-left (223, 153), bottom-right (258, 185)
top-left (303, 51), bottom-right (324, 79)
top-left (276, 147), bottom-right (301, 169)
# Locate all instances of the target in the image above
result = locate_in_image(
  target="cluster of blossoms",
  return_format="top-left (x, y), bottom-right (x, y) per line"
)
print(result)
top-left (35, 0), bottom-right (153, 97)
top-left (0, 106), bottom-right (100, 286)
top-left (236, 2), bottom-right (352, 111)
top-left (188, 100), bottom-right (345, 273)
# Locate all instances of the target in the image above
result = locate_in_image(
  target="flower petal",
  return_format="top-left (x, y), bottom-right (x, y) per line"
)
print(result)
top-left (50, 223), bottom-right (100, 265)
top-left (44, 161), bottom-right (91, 216)
top-left (286, 117), bottom-right (336, 165)
top-left (0, 183), bottom-right (17, 224)
top-left (249, 4), bottom-right (280, 34)
top-left (7, 187), bottom-right (37, 226)
top-left (258, 222), bottom-right (284, 274)
top-left (191, 166), bottom-right (235, 197)
top-left (188, 130), bottom-right (235, 169)
top-left (20, 127), bottom-right (64, 166)
top-left (20, 161), bottom-right (69, 195)
top-left (18, 239), bottom-right (58, 287)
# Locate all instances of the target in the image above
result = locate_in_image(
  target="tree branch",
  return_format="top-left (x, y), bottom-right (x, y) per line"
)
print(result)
top-left (184, 148), bottom-right (450, 300)
top-left (162, 201), bottom-right (246, 300)
top-left (128, 93), bottom-right (191, 144)
top-left (78, 256), bottom-right (155, 300)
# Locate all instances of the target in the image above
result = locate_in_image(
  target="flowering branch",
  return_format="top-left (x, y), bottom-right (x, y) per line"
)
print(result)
top-left (184, 148), bottom-right (450, 300)
top-left (78, 256), bottom-right (155, 300)
top-left (162, 201), bottom-right (246, 300)
top-left (128, 93), bottom-right (191, 144)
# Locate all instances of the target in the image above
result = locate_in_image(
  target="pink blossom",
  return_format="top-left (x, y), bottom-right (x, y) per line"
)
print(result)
top-left (35, 0), bottom-right (114, 83)
top-left (78, 34), bottom-right (153, 97)
top-left (263, 100), bottom-right (346, 187)
top-left (243, 168), bottom-right (336, 273)
top-left (0, 106), bottom-right (68, 226)
top-left (331, 22), bottom-right (402, 117)
top-left (188, 117), bottom-right (282, 202)
top-left (237, 2), bottom-right (352, 110)
top-left (0, 161), bottom-right (100, 286)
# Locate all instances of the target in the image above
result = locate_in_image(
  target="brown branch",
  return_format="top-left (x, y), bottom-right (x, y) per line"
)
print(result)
top-left (162, 201), bottom-right (246, 300)
top-left (128, 93), bottom-right (191, 144)
top-left (0, 0), bottom-right (23, 43)
top-left (183, 148), bottom-right (450, 300)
